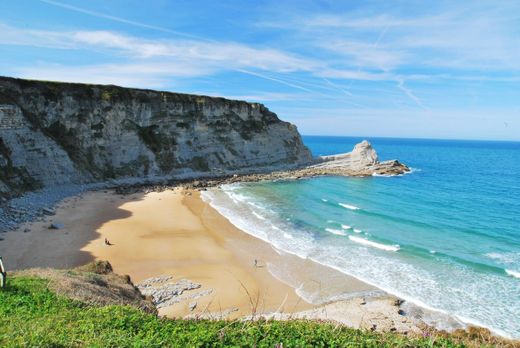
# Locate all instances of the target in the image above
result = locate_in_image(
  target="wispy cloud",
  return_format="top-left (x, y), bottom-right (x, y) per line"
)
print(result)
top-left (71, 31), bottom-right (318, 72)
top-left (201, 91), bottom-right (304, 102)
top-left (2, 23), bottom-right (326, 91)
top-left (263, 3), bottom-right (520, 72)
top-left (2, 24), bottom-right (316, 73)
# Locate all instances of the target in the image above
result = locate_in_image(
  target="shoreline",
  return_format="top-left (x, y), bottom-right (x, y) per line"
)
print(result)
top-left (0, 186), bottom-right (430, 334)
top-left (3, 181), bottom-right (514, 339)
top-left (201, 186), bottom-right (476, 334)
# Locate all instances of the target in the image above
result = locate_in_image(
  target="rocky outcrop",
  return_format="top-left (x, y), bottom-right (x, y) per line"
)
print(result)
top-left (16, 260), bottom-right (157, 314)
top-left (309, 140), bottom-right (409, 176)
top-left (318, 140), bottom-right (379, 169)
top-left (136, 275), bottom-right (213, 310)
top-left (0, 76), bottom-right (312, 199)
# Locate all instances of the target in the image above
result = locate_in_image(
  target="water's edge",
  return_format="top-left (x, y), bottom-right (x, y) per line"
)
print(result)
top-left (200, 188), bottom-right (510, 337)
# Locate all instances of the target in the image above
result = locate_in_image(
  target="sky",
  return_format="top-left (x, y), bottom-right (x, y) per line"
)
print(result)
top-left (1, 0), bottom-right (519, 140)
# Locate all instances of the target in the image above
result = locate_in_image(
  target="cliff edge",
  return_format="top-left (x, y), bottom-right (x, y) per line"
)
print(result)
top-left (0, 76), bottom-right (312, 199)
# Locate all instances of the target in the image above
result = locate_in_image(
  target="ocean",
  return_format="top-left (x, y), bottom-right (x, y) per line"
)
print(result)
top-left (201, 136), bottom-right (520, 338)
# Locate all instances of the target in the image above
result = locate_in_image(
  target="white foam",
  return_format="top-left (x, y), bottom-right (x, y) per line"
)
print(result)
top-left (486, 252), bottom-right (502, 260)
top-left (203, 186), bottom-right (519, 339)
top-left (325, 228), bottom-right (347, 236)
top-left (306, 246), bottom-right (514, 339)
top-left (202, 188), bottom-right (312, 260)
top-left (200, 190), bottom-right (212, 202)
top-left (283, 233), bottom-right (294, 239)
top-left (353, 228), bottom-right (362, 233)
top-left (485, 252), bottom-right (520, 265)
top-left (505, 269), bottom-right (520, 279)
top-left (252, 211), bottom-right (266, 220)
top-left (372, 173), bottom-right (393, 177)
top-left (372, 167), bottom-right (419, 177)
top-left (430, 250), bottom-right (437, 254)
top-left (321, 198), bottom-right (328, 202)
top-left (348, 235), bottom-right (400, 252)
top-left (341, 224), bottom-right (352, 230)
top-left (247, 201), bottom-right (267, 211)
top-left (339, 203), bottom-right (360, 210)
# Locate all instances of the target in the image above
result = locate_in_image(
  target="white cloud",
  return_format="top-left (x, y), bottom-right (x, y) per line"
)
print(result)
top-left (1, 23), bottom-right (326, 93)
top-left (201, 91), bottom-right (304, 102)
top-left (1, 23), bottom-right (317, 73)
top-left (259, 2), bottom-right (520, 72)
top-left (70, 30), bottom-right (318, 72)
top-left (0, 23), bottom-right (74, 49)
top-left (16, 63), bottom-right (172, 88)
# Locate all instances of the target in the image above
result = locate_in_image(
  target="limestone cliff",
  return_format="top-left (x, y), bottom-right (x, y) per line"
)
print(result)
top-left (0, 76), bottom-right (312, 198)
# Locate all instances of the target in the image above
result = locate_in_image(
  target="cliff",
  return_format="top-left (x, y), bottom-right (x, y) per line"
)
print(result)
top-left (0, 76), bottom-right (312, 199)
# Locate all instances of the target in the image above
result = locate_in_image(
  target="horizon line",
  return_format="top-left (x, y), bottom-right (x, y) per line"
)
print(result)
top-left (301, 134), bottom-right (520, 143)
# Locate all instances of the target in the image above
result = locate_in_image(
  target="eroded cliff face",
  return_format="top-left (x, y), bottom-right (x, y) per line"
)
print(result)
top-left (0, 76), bottom-right (312, 198)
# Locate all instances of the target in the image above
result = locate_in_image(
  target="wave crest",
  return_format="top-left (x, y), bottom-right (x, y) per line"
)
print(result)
top-left (505, 269), bottom-right (520, 279)
top-left (325, 228), bottom-right (347, 236)
top-left (339, 203), bottom-right (360, 210)
top-left (348, 235), bottom-right (400, 252)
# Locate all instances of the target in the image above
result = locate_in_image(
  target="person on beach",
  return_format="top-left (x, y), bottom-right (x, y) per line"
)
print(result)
top-left (104, 238), bottom-right (111, 246)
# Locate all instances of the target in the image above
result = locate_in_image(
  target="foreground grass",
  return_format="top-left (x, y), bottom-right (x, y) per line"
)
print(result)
top-left (0, 276), bottom-right (511, 347)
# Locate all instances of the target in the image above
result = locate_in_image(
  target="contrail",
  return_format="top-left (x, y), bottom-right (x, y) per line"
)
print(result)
top-left (341, 23), bottom-right (390, 99)
top-left (396, 78), bottom-right (426, 109)
top-left (237, 70), bottom-right (366, 107)
top-left (322, 77), bottom-right (353, 96)
top-left (235, 69), bottom-right (316, 94)
top-left (373, 25), bottom-right (389, 47)
top-left (38, 0), bottom-right (214, 42)
top-left (366, 23), bottom-right (425, 108)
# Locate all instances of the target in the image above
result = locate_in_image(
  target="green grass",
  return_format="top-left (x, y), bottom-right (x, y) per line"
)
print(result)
top-left (0, 276), bottom-right (495, 347)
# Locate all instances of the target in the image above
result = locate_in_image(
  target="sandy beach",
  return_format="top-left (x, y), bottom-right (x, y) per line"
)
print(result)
top-left (0, 187), bottom-right (427, 332)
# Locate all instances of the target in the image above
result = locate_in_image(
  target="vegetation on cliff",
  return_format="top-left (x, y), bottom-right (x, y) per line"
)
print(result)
top-left (0, 263), bottom-right (515, 347)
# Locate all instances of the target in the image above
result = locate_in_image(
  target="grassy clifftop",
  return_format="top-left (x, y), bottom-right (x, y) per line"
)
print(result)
top-left (0, 264), bottom-right (515, 347)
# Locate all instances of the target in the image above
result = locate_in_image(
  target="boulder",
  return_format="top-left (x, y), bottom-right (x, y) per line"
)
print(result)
top-left (189, 301), bottom-right (197, 311)
top-left (42, 208), bottom-right (56, 216)
top-left (49, 223), bottom-right (64, 230)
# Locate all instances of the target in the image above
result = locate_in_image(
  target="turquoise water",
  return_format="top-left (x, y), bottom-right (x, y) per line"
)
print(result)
top-left (202, 136), bottom-right (520, 338)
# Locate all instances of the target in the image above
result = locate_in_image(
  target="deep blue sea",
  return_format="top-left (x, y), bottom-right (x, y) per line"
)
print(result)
top-left (203, 136), bottom-right (520, 338)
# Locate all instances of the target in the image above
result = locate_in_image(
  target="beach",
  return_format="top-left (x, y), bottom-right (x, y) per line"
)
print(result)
top-left (0, 186), bottom-right (424, 332)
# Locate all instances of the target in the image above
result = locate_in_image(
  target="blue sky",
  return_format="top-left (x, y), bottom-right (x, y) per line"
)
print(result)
top-left (1, 0), bottom-right (519, 140)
